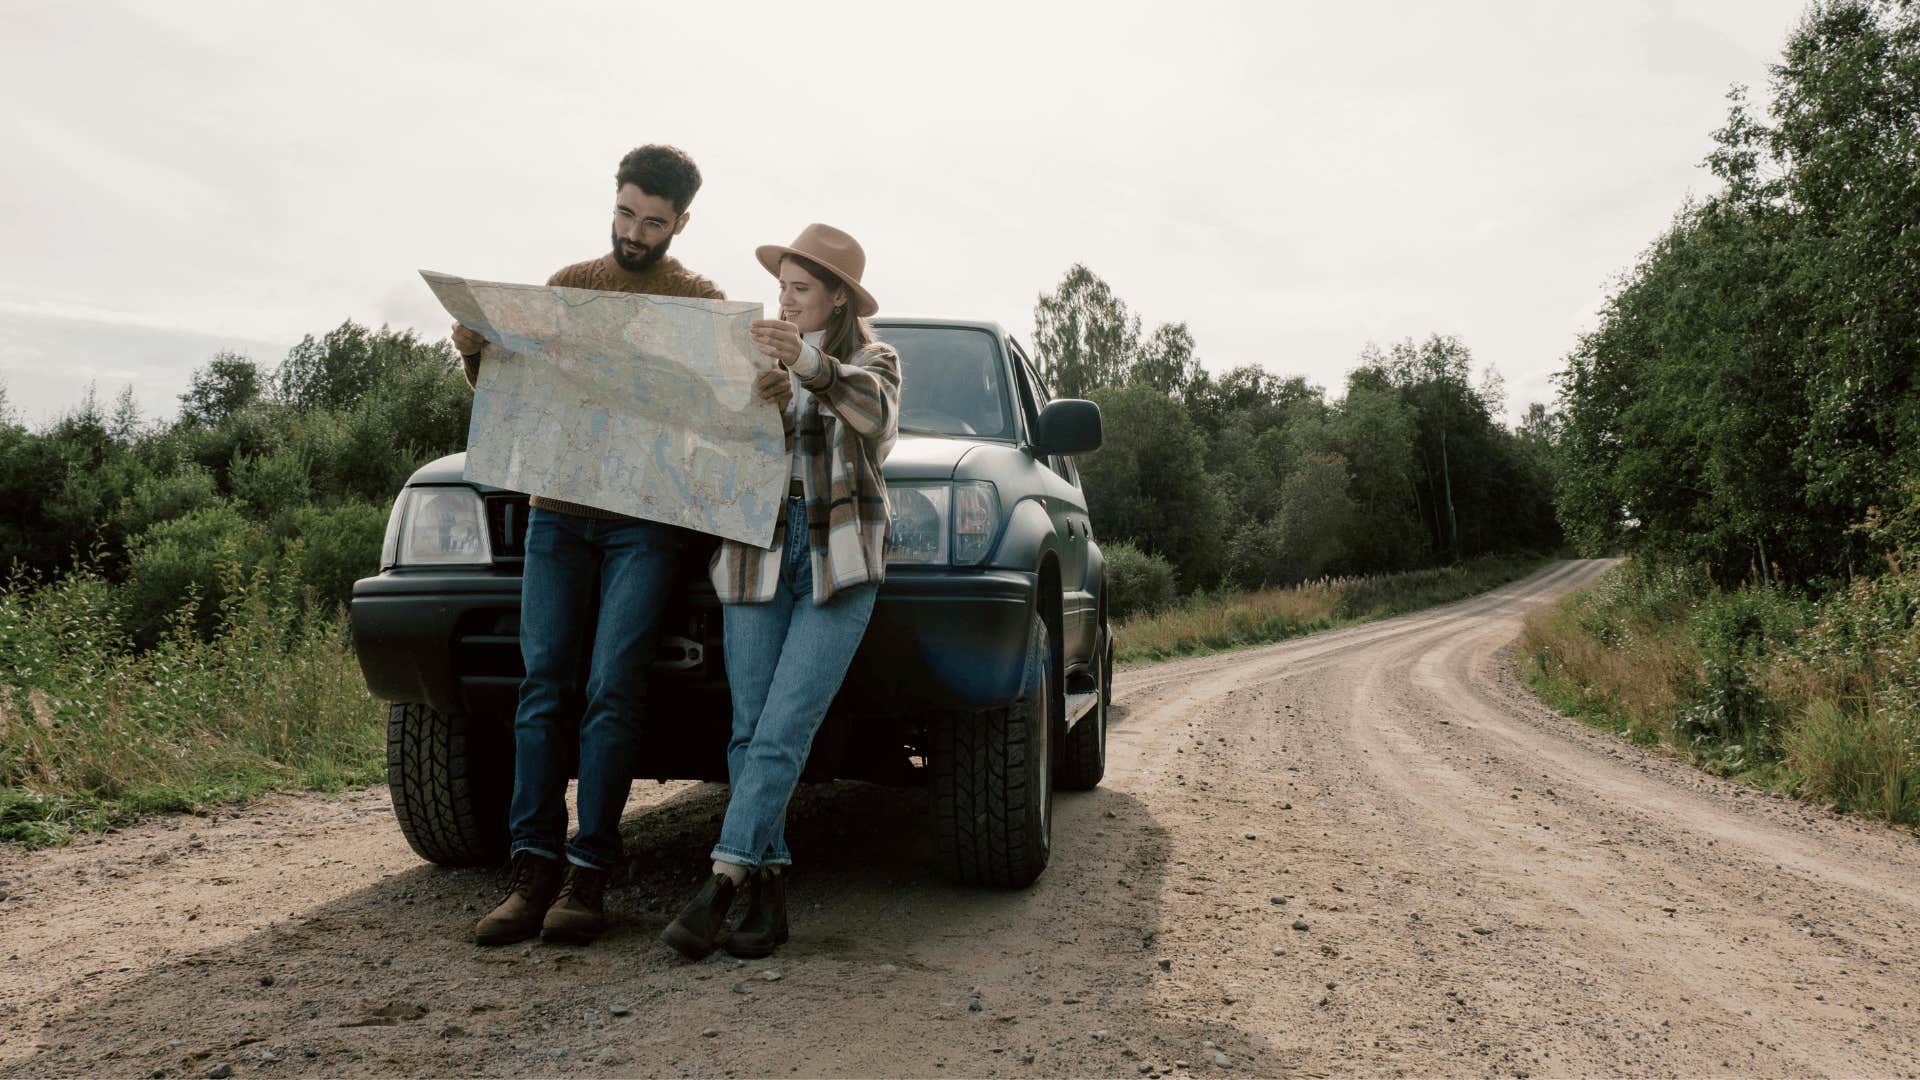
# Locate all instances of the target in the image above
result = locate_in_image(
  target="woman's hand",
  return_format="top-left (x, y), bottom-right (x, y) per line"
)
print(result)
top-left (753, 367), bottom-right (792, 409)
top-left (749, 319), bottom-right (803, 366)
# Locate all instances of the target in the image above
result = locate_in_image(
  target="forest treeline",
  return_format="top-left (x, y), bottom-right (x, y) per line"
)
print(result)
top-left (0, 325), bottom-right (471, 645)
top-left (1532, 0), bottom-right (1919, 826)
top-left (1032, 267), bottom-right (1559, 616)
top-left (1555, 1), bottom-right (1917, 583)
top-left (0, 273), bottom-right (1563, 637)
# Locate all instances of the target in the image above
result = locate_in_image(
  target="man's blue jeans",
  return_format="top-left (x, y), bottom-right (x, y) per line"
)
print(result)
top-left (509, 507), bottom-right (684, 871)
top-left (712, 497), bottom-right (878, 868)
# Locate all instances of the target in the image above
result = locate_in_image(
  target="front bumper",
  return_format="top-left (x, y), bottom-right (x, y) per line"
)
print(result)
top-left (351, 567), bottom-right (529, 718)
top-left (349, 565), bottom-right (1039, 721)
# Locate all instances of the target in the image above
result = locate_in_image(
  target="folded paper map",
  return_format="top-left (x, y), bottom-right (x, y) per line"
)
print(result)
top-left (421, 270), bottom-right (784, 547)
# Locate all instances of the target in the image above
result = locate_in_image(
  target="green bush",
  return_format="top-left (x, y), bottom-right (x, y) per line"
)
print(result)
top-left (1683, 587), bottom-right (1809, 744)
top-left (1771, 568), bottom-right (1920, 823)
top-left (122, 503), bottom-right (274, 644)
top-left (305, 401), bottom-right (428, 504)
top-left (230, 447), bottom-right (313, 521)
top-left (1224, 516), bottom-right (1283, 591)
top-left (179, 401), bottom-right (284, 486)
top-left (1106, 541), bottom-right (1178, 621)
top-left (289, 500), bottom-right (389, 612)
top-left (117, 465), bottom-right (221, 539)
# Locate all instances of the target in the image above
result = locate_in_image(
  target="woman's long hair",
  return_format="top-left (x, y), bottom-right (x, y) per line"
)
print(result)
top-left (785, 254), bottom-right (875, 361)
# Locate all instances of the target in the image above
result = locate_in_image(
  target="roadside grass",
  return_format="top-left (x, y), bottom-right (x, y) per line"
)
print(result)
top-left (0, 559), bottom-right (383, 848)
top-left (1114, 552), bottom-right (1548, 665)
top-left (1521, 559), bottom-right (1920, 828)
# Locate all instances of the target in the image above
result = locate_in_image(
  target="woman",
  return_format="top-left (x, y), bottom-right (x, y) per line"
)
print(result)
top-left (662, 223), bottom-right (900, 960)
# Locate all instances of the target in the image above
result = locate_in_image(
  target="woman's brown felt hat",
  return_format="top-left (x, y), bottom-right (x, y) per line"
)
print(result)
top-left (756, 223), bottom-right (879, 317)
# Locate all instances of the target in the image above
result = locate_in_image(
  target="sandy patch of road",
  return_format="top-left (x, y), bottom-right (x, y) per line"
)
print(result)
top-left (3, 559), bottom-right (1916, 1077)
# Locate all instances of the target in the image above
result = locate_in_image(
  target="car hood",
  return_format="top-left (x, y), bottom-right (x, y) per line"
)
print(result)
top-left (881, 433), bottom-right (983, 481)
top-left (404, 434), bottom-right (986, 491)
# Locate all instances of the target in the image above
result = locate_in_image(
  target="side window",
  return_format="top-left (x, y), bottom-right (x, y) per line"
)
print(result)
top-left (1059, 455), bottom-right (1082, 488)
top-left (1015, 353), bottom-right (1078, 483)
top-left (1007, 340), bottom-right (1043, 438)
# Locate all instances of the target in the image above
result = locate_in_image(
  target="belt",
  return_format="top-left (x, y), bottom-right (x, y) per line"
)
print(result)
top-left (789, 478), bottom-right (805, 498)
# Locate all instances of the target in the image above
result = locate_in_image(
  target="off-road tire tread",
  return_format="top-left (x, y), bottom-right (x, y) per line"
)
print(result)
top-left (931, 615), bottom-right (1052, 887)
top-left (387, 702), bottom-right (508, 866)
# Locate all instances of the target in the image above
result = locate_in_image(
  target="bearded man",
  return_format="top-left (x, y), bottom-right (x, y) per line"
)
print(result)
top-left (453, 145), bottom-right (725, 946)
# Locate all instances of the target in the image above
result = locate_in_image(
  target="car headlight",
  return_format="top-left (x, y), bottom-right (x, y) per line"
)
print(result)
top-left (886, 484), bottom-right (948, 564)
top-left (952, 482), bottom-right (1001, 565)
top-left (381, 487), bottom-right (493, 569)
top-left (886, 481), bottom-right (1000, 566)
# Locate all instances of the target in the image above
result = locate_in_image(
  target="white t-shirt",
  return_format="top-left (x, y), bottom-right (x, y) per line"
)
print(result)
top-left (788, 330), bottom-right (825, 485)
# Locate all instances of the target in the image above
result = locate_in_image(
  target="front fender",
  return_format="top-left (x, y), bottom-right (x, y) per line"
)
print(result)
top-left (989, 495), bottom-right (1060, 572)
top-left (1085, 537), bottom-right (1107, 614)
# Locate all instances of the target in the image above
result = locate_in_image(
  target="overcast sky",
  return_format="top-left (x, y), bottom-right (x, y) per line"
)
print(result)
top-left (1, 0), bottom-right (1812, 428)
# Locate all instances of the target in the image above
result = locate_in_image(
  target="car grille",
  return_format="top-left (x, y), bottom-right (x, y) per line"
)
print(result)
top-left (485, 494), bottom-right (530, 561)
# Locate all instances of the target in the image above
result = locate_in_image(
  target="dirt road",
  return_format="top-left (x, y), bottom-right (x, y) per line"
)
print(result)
top-left (4, 559), bottom-right (1916, 1078)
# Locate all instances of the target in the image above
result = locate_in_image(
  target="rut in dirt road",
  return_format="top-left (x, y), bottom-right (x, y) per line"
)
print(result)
top-left (4, 559), bottom-right (1916, 1078)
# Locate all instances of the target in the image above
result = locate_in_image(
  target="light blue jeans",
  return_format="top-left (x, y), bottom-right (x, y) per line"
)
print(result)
top-left (712, 496), bottom-right (878, 868)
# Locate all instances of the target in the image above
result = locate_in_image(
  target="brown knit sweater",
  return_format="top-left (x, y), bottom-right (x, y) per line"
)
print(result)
top-left (461, 253), bottom-right (727, 520)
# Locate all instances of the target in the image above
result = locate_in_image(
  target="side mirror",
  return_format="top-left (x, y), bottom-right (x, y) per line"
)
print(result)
top-left (1033, 399), bottom-right (1102, 456)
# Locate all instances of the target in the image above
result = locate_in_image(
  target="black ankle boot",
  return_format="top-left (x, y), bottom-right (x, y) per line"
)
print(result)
top-left (722, 869), bottom-right (788, 958)
top-left (660, 872), bottom-right (738, 960)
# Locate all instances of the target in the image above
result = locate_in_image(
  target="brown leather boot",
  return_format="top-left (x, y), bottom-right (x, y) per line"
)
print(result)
top-left (540, 864), bottom-right (610, 945)
top-left (660, 872), bottom-right (738, 960)
top-left (721, 869), bottom-right (788, 959)
top-left (474, 851), bottom-right (565, 946)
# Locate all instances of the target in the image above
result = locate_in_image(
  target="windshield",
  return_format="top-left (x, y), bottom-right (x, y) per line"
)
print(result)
top-left (874, 325), bottom-right (1014, 439)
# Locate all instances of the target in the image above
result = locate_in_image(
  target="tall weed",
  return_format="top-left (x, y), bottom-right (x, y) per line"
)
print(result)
top-left (1524, 559), bottom-right (1920, 828)
top-left (1520, 562), bottom-right (1700, 746)
top-left (0, 556), bottom-right (382, 845)
top-left (1117, 553), bottom-right (1542, 664)
top-left (1768, 570), bottom-right (1920, 824)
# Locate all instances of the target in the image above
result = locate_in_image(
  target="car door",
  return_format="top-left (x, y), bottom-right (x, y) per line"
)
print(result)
top-left (1009, 340), bottom-right (1095, 665)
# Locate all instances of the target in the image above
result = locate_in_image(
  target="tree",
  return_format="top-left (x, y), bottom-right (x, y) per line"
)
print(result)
top-left (109, 385), bottom-right (141, 443)
top-left (1077, 385), bottom-right (1228, 588)
top-left (1130, 322), bottom-right (1203, 399)
top-left (1226, 453), bottom-right (1356, 589)
top-left (275, 322), bottom-right (458, 413)
top-left (1552, 0), bottom-right (1919, 584)
top-left (179, 351), bottom-right (264, 427)
top-left (1327, 377), bottom-right (1423, 570)
top-left (1273, 453), bottom-right (1356, 582)
top-left (1186, 365), bottom-right (1318, 442)
top-left (1033, 265), bottom-right (1141, 398)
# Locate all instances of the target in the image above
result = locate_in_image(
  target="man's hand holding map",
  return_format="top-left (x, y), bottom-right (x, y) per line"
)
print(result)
top-left (422, 270), bottom-right (787, 547)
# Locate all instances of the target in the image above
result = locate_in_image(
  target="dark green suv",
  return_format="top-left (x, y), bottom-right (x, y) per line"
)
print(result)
top-left (350, 317), bottom-right (1109, 887)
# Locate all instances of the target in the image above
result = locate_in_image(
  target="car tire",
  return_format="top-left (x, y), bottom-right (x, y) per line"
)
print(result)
top-left (931, 612), bottom-right (1054, 887)
top-left (1055, 623), bottom-right (1109, 791)
top-left (386, 702), bottom-right (511, 867)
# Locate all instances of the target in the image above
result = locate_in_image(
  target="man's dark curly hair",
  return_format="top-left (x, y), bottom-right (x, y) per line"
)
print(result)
top-left (615, 145), bottom-right (703, 213)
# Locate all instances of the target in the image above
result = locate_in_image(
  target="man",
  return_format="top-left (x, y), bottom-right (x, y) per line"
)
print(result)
top-left (455, 145), bottom-right (725, 947)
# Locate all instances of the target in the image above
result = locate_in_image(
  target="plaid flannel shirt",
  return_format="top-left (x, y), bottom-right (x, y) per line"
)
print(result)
top-left (709, 340), bottom-right (902, 605)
